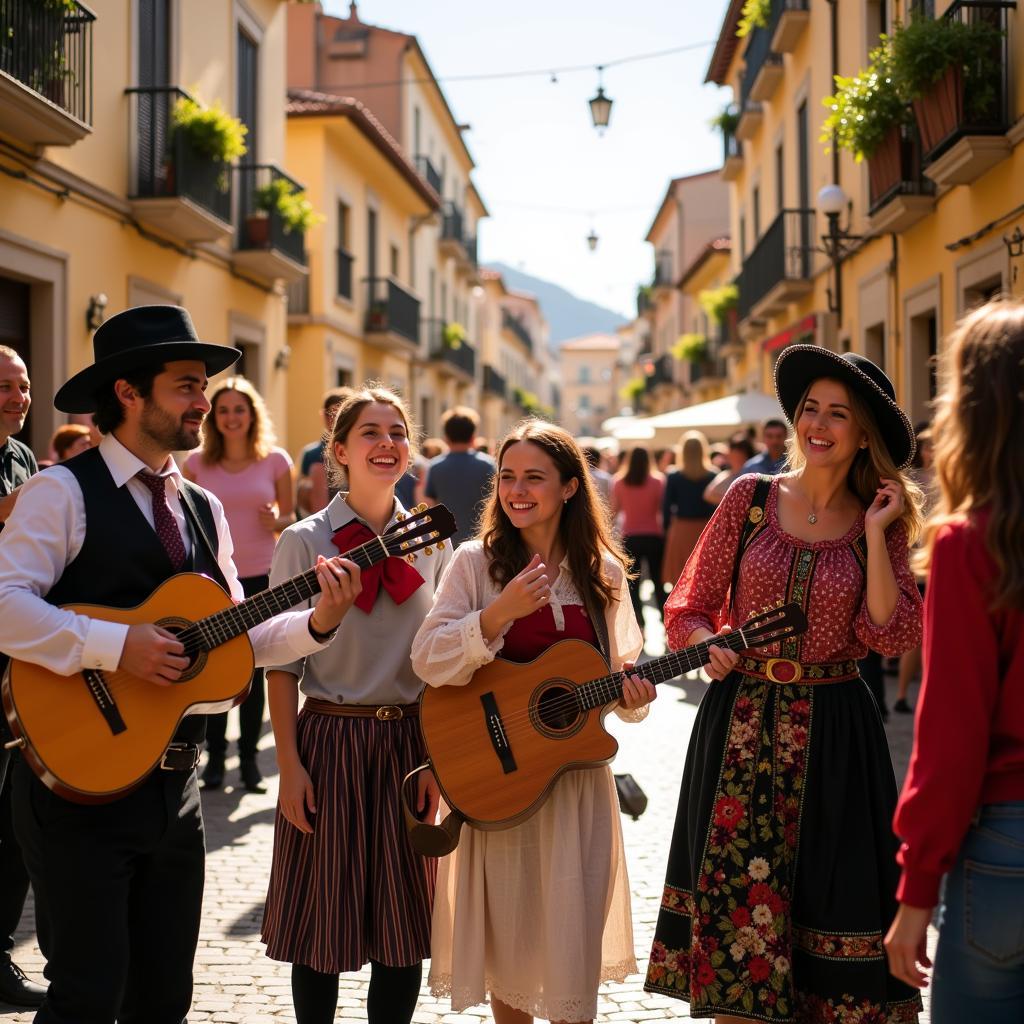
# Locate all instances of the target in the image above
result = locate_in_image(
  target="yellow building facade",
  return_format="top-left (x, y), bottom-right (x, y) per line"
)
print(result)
top-left (709, 0), bottom-right (1023, 426)
top-left (0, 0), bottom-right (306, 454)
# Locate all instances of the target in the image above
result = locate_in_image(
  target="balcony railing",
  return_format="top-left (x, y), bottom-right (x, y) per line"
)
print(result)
top-left (463, 234), bottom-right (478, 267)
top-left (501, 308), bottom-right (533, 353)
top-left (637, 286), bottom-right (654, 317)
top-left (483, 363), bottom-right (507, 399)
top-left (918, 0), bottom-right (1014, 163)
top-left (645, 353), bottom-right (674, 391)
top-left (427, 320), bottom-right (476, 377)
top-left (768, 0), bottom-right (810, 53)
top-left (740, 24), bottom-right (782, 106)
top-left (868, 121), bottom-right (936, 214)
top-left (724, 127), bottom-right (741, 164)
top-left (653, 249), bottom-right (674, 289)
top-left (415, 154), bottom-right (442, 195)
top-left (126, 87), bottom-right (232, 226)
top-left (336, 247), bottom-right (354, 300)
top-left (236, 164), bottom-right (308, 268)
top-left (737, 208), bottom-right (814, 320)
top-left (364, 277), bottom-right (420, 343)
top-left (0, 0), bottom-right (94, 126)
top-left (442, 201), bottom-right (464, 244)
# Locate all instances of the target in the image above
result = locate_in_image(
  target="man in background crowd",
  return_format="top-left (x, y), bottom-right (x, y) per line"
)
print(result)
top-left (0, 344), bottom-right (44, 1008)
top-left (296, 386), bottom-right (351, 516)
top-left (740, 418), bottom-right (789, 476)
top-left (424, 406), bottom-right (494, 546)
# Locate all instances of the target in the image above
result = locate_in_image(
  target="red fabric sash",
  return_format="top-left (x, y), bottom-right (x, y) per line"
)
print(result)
top-left (331, 519), bottom-right (424, 614)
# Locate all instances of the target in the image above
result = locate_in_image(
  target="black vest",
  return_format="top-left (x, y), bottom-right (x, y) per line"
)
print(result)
top-left (46, 446), bottom-right (228, 744)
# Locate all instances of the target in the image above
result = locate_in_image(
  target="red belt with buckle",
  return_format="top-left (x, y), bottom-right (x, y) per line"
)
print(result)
top-left (737, 657), bottom-right (860, 685)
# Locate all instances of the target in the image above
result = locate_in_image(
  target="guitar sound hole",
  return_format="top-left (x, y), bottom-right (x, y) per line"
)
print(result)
top-left (157, 617), bottom-right (207, 682)
top-left (536, 684), bottom-right (580, 732)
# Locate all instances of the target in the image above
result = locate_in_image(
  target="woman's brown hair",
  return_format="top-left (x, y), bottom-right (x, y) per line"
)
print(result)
top-left (921, 299), bottom-right (1024, 609)
top-left (787, 380), bottom-right (924, 543)
top-left (618, 446), bottom-right (652, 487)
top-left (325, 382), bottom-right (417, 489)
top-left (678, 430), bottom-right (714, 480)
top-left (200, 376), bottom-right (276, 464)
top-left (479, 421), bottom-right (631, 611)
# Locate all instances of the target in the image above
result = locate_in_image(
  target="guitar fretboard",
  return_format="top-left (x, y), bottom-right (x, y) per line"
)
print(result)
top-left (176, 536), bottom-right (393, 653)
top-left (575, 628), bottom-right (752, 711)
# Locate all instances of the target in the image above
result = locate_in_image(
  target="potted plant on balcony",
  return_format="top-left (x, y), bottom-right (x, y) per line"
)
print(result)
top-left (671, 333), bottom-right (709, 364)
top-left (20, 0), bottom-right (76, 107)
top-left (709, 106), bottom-right (741, 137)
top-left (890, 14), bottom-right (1004, 157)
top-left (698, 283), bottom-right (739, 325)
top-left (442, 322), bottom-right (466, 350)
top-left (737, 0), bottom-right (770, 38)
top-left (170, 95), bottom-right (247, 194)
top-left (619, 377), bottom-right (646, 409)
top-left (821, 36), bottom-right (909, 202)
top-left (248, 178), bottom-right (321, 248)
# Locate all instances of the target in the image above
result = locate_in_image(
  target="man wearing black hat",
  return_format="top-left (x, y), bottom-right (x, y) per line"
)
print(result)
top-left (0, 306), bottom-right (360, 1024)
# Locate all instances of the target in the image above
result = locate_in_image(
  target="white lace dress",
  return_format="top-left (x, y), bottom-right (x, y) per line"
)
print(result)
top-left (410, 541), bottom-right (646, 1021)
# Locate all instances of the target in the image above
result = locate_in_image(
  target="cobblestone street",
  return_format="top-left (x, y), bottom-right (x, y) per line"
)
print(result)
top-left (2, 601), bottom-right (933, 1023)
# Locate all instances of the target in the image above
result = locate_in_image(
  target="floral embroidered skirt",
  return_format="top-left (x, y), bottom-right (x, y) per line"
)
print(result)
top-left (645, 673), bottom-right (923, 1023)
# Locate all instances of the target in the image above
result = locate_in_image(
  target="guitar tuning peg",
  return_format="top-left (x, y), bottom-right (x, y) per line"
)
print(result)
top-left (417, 503), bottom-right (427, 512)
top-left (406, 553), bottom-right (416, 564)
top-left (436, 540), bottom-right (445, 550)
top-left (396, 512), bottom-right (406, 522)
top-left (423, 546), bottom-right (433, 556)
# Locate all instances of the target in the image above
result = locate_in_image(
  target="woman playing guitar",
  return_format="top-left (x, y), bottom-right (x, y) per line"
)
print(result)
top-left (261, 385), bottom-right (453, 1024)
top-left (411, 421), bottom-right (655, 1024)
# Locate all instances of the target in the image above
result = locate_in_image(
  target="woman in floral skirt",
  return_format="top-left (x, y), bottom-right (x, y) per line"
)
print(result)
top-left (645, 347), bottom-right (925, 1023)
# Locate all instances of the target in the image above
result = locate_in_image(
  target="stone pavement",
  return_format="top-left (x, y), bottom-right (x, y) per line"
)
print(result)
top-left (2, 600), bottom-right (933, 1023)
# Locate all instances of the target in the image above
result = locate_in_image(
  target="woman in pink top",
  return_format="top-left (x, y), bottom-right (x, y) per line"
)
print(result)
top-left (611, 446), bottom-right (666, 632)
top-left (184, 376), bottom-right (294, 792)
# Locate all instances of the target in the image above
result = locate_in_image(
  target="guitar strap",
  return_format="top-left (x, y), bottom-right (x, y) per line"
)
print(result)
top-left (177, 482), bottom-right (221, 575)
top-left (729, 474), bottom-right (772, 614)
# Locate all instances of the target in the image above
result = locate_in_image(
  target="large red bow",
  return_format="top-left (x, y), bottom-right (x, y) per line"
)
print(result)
top-left (331, 519), bottom-right (424, 614)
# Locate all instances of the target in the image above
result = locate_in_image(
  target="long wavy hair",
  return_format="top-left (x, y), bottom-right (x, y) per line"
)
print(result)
top-left (787, 380), bottom-right (923, 543)
top-left (679, 430), bottom-right (714, 480)
top-left (618, 446), bottom-right (652, 487)
top-left (921, 300), bottom-right (1024, 609)
top-left (200, 376), bottom-right (276, 464)
top-left (479, 421), bottom-right (631, 611)
top-left (325, 382), bottom-right (417, 489)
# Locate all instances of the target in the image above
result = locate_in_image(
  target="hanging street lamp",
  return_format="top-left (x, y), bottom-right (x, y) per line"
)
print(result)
top-left (589, 67), bottom-right (612, 133)
top-left (587, 228), bottom-right (599, 251)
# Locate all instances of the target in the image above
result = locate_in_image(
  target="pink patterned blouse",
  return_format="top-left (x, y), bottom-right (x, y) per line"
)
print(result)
top-left (665, 474), bottom-right (923, 663)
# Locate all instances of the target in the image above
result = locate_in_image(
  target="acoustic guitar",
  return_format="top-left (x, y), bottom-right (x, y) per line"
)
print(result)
top-left (419, 602), bottom-right (808, 830)
top-left (2, 504), bottom-right (456, 804)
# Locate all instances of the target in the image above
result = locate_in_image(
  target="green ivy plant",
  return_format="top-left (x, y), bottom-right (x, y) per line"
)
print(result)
top-left (442, 322), bottom-right (466, 349)
top-left (254, 178), bottom-right (322, 235)
top-left (620, 376), bottom-right (646, 404)
top-left (698, 283), bottom-right (739, 324)
top-left (171, 96), bottom-right (248, 163)
top-left (821, 37), bottom-right (907, 162)
top-left (709, 106), bottom-right (741, 137)
top-left (737, 0), bottom-right (770, 38)
top-left (672, 333), bottom-right (709, 364)
top-left (890, 15), bottom-right (1003, 124)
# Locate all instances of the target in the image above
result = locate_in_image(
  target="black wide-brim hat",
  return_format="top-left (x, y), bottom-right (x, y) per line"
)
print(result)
top-left (774, 345), bottom-right (916, 469)
top-left (55, 305), bottom-right (241, 413)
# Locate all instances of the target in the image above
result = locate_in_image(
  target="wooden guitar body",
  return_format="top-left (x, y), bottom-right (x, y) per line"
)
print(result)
top-left (420, 638), bottom-right (619, 829)
top-left (1, 573), bottom-right (254, 803)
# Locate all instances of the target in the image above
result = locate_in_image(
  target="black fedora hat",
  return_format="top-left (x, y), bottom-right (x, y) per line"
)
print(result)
top-left (774, 345), bottom-right (916, 469)
top-left (55, 305), bottom-right (241, 413)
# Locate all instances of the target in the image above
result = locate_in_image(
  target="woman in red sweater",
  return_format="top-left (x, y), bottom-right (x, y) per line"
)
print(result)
top-left (886, 300), bottom-right (1024, 1021)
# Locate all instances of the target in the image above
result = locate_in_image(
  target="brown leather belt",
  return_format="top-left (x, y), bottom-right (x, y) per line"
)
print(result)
top-left (303, 697), bottom-right (419, 720)
top-left (737, 656), bottom-right (860, 685)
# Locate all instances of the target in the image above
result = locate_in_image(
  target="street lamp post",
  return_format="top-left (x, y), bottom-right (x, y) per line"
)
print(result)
top-left (589, 67), bottom-right (612, 133)
top-left (817, 184), bottom-right (862, 326)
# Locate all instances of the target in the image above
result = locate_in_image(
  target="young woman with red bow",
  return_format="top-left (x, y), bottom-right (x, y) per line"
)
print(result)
top-left (261, 386), bottom-right (452, 1024)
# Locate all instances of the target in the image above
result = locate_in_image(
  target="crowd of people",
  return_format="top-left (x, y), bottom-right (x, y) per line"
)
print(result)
top-left (0, 297), bottom-right (1020, 1024)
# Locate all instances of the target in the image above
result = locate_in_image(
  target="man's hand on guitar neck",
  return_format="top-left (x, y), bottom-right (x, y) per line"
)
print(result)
top-left (308, 555), bottom-right (362, 636)
top-left (120, 624), bottom-right (189, 686)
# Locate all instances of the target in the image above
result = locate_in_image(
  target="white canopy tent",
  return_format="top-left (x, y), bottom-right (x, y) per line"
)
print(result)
top-left (606, 392), bottom-right (785, 447)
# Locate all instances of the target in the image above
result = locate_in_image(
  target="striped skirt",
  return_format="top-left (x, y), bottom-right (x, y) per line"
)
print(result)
top-left (261, 707), bottom-right (436, 974)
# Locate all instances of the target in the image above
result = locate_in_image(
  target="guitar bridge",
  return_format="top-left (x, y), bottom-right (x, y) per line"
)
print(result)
top-left (480, 691), bottom-right (516, 775)
top-left (84, 669), bottom-right (127, 736)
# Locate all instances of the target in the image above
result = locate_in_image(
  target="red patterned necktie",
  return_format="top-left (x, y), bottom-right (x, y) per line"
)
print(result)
top-left (136, 470), bottom-right (187, 571)
top-left (331, 519), bottom-right (424, 614)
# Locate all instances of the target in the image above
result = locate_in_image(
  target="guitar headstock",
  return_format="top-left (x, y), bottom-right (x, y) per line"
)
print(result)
top-left (736, 602), bottom-right (808, 648)
top-left (383, 503), bottom-right (458, 558)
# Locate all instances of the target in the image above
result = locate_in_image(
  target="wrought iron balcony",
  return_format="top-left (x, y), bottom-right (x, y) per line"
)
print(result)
top-left (427, 320), bottom-right (476, 379)
top-left (483, 363), bottom-right (507, 399)
top-left (364, 277), bottom-right (420, 346)
top-left (126, 87), bottom-right (233, 242)
top-left (0, 0), bottom-right (94, 146)
top-left (336, 247), bottom-right (354, 301)
top-left (652, 249), bottom-right (674, 290)
top-left (636, 286), bottom-right (654, 317)
top-left (737, 208), bottom-right (814, 321)
top-left (415, 154), bottom-right (442, 195)
top-left (644, 353), bottom-right (674, 392)
top-left (463, 234), bottom-right (478, 268)
top-left (741, 23), bottom-right (783, 105)
top-left (501, 309), bottom-right (533, 353)
top-left (867, 122), bottom-right (936, 232)
top-left (234, 164), bottom-right (309, 282)
top-left (769, 0), bottom-right (810, 54)
top-left (440, 200), bottom-right (467, 260)
top-left (722, 125), bottom-right (743, 181)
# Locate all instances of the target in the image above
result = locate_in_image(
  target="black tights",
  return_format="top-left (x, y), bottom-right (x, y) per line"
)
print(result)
top-left (292, 960), bottom-right (422, 1024)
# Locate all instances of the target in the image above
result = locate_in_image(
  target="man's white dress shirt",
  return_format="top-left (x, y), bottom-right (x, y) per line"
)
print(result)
top-left (0, 434), bottom-right (325, 675)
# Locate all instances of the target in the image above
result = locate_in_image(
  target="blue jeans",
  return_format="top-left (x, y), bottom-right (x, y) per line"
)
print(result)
top-left (932, 801), bottom-right (1024, 1024)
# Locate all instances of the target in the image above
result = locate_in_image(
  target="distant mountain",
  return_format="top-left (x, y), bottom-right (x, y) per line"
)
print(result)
top-left (486, 262), bottom-right (627, 349)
